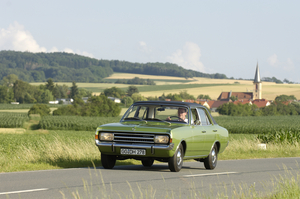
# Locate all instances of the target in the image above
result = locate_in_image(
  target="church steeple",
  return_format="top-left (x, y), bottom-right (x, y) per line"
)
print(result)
top-left (253, 62), bottom-right (261, 83)
top-left (253, 62), bottom-right (262, 100)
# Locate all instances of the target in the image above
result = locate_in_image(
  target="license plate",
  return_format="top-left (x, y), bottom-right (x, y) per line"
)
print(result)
top-left (120, 148), bottom-right (146, 155)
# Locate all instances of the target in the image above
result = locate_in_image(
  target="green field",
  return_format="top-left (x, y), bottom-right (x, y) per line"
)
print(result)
top-left (29, 72), bottom-right (300, 100)
top-left (0, 104), bottom-right (64, 110)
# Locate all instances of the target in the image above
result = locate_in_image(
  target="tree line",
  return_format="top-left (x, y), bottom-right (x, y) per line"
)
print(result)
top-left (0, 74), bottom-right (92, 104)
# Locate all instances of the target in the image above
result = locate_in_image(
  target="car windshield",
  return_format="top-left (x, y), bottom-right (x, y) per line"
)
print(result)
top-left (122, 105), bottom-right (189, 123)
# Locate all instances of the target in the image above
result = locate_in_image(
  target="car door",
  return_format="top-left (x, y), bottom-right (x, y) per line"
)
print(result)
top-left (197, 107), bottom-right (216, 154)
top-left (189, 108), bottom-right (207, 156)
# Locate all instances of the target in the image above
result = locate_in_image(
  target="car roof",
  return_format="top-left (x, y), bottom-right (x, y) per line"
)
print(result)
top-left (133, 101), bottom-right (206, 109)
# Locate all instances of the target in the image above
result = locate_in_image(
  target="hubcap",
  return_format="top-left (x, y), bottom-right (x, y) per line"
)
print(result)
top-left (177, 149), bottom-right (182, 166)
top-left (211, 148), bottom-right (216, 164)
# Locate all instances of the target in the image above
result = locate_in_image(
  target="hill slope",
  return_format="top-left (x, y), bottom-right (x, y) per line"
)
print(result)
top-left (0, 50), bottom-right (227, 82)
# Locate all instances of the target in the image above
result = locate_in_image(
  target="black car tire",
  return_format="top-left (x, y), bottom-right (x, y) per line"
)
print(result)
top-left (101, 153), bottom-right (116, 169)
top-left (142, 159), bottom-right (154, 167)
top-left (168, 144), bottom-right (184, 172)
top-left (204, 144), bottom-right (218, 170)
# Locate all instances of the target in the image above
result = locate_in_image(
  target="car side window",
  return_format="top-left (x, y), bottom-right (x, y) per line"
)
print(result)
top-left (197, 108), bottom-right (211, 126)
top-left (191, 108), bottom-right (200, 125)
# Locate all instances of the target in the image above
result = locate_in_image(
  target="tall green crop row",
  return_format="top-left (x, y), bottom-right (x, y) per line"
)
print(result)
top-left (36, 115), bottom-right (300, 133)
top-left (0, 113), bottom-right (29, 128)
top-left (215, 115), bottom-right (300, 134)
top-left (38, 116), bottom-right (122, 131)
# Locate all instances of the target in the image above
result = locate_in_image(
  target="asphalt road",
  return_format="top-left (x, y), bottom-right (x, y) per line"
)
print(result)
top-left (1, 157), bottom-right (299, 199)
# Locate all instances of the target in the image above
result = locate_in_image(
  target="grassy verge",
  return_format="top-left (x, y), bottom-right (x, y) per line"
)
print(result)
top-left (0, 130), bottom-right (299, 173)
top-left (219, 134), bottom-right (300, 160)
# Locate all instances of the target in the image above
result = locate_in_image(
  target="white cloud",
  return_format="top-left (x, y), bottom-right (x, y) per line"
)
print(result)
top-left (267, 54), bottom-right (279, 66)
top-left (166, 42), bottom-right (205, 72)
top-left (267, 54), bottom-right (294, 71)
top-left (0, 21), bottom-right (47, 52)
top-left (0, 22), bottom-right (93, 58)
top-left (138, 41), bottom-right (151, 53)
top-left (63, 48), bottom-right (94, 58)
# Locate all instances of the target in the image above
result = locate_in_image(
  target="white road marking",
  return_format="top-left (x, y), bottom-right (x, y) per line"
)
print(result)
top-left (0, 188), bottom-right (49, 195)
top-left (183, 171), bottom-right (238, 177)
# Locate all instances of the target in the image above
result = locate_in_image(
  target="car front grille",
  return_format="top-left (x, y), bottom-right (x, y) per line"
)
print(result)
top-left (113, 133), bottom-right (155, 144)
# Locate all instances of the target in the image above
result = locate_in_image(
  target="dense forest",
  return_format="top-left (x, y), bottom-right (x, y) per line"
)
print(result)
top-left (0, 51), bottom-right (228, 83)
top-left (0, 51), bottom-right (113, 82)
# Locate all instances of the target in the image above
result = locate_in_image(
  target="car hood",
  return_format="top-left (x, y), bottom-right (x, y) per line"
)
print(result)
top-left (97, 121), bottom-right (186, 134)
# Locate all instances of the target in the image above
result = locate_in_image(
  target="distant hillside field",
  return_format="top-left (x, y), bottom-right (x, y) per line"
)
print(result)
top-left (30, 73), bottom-right (300, 100)
top-left (0, 51), bottom-right (228, 82)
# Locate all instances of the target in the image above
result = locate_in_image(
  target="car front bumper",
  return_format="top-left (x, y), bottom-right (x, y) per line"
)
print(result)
top-left (95, 140), bottom-right (175, 156)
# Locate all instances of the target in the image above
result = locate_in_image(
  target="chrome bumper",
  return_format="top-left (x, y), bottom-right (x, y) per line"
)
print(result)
top-left (95, 140), bottom-right (174, 152)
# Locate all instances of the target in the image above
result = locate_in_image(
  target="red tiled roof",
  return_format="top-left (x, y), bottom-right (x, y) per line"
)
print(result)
top-left (252, 99), bottom-right (270, 108)
top-left (233, 99), bottom-right (252, 105)
top-left (208, 100), bottom-right (228, 108)
top-left (218, 92), bottom-right (253, 100)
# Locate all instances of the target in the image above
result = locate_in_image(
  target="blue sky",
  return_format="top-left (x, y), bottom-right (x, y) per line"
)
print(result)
top-left (1, 0), bottom-right (299, 82)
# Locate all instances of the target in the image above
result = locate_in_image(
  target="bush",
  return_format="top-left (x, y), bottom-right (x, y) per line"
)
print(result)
top-left (121, 96), bottom-right (133, 107)
top-left (28, 104), bottom-right (51, 117)
top-left (53, 95), bottom-right (121, 117)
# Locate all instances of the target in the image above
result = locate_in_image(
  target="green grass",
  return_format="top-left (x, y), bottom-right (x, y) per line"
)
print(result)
top-left (0, 130), bottom-right (140, 173)
top-left (219, 134), bottom-right (300, 160)
top-left (0, 130), bottom-right (299, 173)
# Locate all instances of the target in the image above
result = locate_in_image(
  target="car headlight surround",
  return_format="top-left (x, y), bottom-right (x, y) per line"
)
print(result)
top-left (100, 132), bottom-right (114, 141)
top-left (154, 135), bottom-right (169, 144)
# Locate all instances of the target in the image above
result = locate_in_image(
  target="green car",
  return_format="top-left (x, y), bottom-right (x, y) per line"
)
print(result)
top-left (95, 101), bottom-right (229, 172)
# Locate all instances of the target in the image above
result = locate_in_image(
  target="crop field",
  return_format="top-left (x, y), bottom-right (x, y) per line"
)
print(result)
top-left (30, 72), bottom-right (300, 100)
top-left (36, 115), bottom-right (300, 135)
top-left (38, 115), bottom-right (123, 131)
top-left (0, 104), bottom-right (64, 110)
top-left (1, 112), bottom-right (299, 135)
top-left (214, 115), bottom-right (300, 134)
top-left (0, 113), bottom-right (29, 128)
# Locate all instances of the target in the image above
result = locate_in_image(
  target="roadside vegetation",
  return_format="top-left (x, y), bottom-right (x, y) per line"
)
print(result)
top-left (0, 113), bottom-right (299, 173)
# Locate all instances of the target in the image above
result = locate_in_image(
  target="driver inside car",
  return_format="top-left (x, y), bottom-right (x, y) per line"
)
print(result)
top-left (166, 108), bottom-right (188, 123)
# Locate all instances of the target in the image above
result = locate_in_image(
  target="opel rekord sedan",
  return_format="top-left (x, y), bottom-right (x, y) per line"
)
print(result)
top-left (95, 101), bottom-right (229, 172)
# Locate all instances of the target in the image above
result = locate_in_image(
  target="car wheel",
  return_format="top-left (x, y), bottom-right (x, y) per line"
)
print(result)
top-left (168, 144), bottom-right (184, 172)
top-left (204, 144), bottom-right (218, 170)
top-left (101, 153), bottom-right (116, 169)
top-left (141, 159), bottom-right (154, 167)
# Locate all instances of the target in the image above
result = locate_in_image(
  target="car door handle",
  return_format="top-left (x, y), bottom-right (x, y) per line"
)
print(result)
top-left (202, 131), bottom-right (206, 133)
top-left (213, 130), bottom-right (217, 132)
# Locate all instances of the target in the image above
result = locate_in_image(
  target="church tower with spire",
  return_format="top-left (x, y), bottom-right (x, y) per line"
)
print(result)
top-left (253, 63), bottom-right (262, 100)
